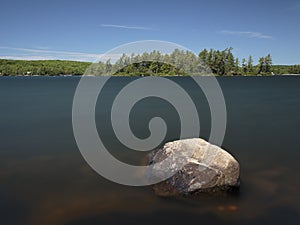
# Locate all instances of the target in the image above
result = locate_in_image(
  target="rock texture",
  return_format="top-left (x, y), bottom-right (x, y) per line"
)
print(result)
top-left (147, 138), bottom-right (240, 196)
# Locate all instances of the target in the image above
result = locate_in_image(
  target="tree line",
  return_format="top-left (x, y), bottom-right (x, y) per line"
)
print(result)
top-left (198, 48), bottom-right (274, 76)
top-left (1, 48), bottom-right (300, 76)
top-left (88, 48), bottom-right (299, 76)
top-left (0, 59), bottom-right (90, 76)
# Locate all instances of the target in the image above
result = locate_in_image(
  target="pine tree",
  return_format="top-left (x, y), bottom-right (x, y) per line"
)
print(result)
top-left (265, 54), bottom-right (272, 73)
top-left (234, 58), bottom-right (240, 75)
top-left (247, 55), bottom-right (254, 74)
top-left (242, 58), bottom-right (247, 75)
top-left (198, 48), bottom-right (208, 64)
top-left (225, 47), bottom-right (235, 75)
top-left (258, 57), bottom-right (265, 74)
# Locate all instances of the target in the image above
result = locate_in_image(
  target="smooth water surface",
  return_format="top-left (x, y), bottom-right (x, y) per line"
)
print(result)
top-left (0, 76), bottom-right (299, 225)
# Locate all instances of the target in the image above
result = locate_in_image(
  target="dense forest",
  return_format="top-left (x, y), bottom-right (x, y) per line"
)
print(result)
top-left (1, 48), bottom-right (300, 76)
top-left (0, 60), bottom-right (90, 76)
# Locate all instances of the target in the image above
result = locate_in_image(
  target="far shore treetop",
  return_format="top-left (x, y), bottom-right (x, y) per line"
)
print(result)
top-left (0, 48), bottom-right (299, 76)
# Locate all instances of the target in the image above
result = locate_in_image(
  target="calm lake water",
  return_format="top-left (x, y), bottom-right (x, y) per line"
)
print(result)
top-left (0, 76), bottom-right (299, 225)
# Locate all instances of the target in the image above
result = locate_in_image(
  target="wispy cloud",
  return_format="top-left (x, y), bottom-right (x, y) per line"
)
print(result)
top-left (35, 46), bottom-right (51, 50)
top-left (0, 46), bottom-right (121, 62)
top-left (220, 30), bottom-right (273, 39)
top-left (287, 2), bottom-right (300, 10)
top-left (100, 24), bottom-right (153, 30)
top-left (0, 46), bottom-right (98, 57)
top-left (0, 55), bottom-right (56, 61)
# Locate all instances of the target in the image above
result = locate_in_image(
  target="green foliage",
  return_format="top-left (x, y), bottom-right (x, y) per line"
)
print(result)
top-left (247, 56), bottom-right (254, 74)
top-left (0, 59), bottom-right (91, 76)
top-left (198, 47), bottom-right (236, 76)
top-left (257, 54), bottom-right (273, 75)
top-left (272, 65), bottom-right (300, 74)
top-left (0, 49), bottom-right (299, 76)
top-left (100, 49), bottom-right (210, 76)
top-left (114, 61), bottom-right (186, 76)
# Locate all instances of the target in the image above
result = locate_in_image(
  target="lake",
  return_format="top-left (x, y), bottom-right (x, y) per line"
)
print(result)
top-left (0, 76), bottom-right (299, 225)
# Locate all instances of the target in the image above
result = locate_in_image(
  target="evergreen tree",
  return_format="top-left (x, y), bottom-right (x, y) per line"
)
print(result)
top-left (234, 58), bottom-right (240, 75)
top-left (265, 54), bottom-right (272, 73)
top-left (247, 55), bottom-right (254, 74)
top-left (198, 48), bottom-right (208, 64)
top-left (105, 59), bottom-right (112, 74)
top-left (242, 58), bottom-right (247, 75)
top-left (258, 57), bottom-right (265, 74)
top-left (0, 49), bottom-right (283, 76)
top-left (225, 47), bottom-right (235, 75)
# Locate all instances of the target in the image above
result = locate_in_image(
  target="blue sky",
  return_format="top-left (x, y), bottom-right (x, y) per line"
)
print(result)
top-left (0, 0), bottom-right (299, 64)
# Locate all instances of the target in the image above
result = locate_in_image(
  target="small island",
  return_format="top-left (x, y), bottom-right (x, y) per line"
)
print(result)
top-left (1, 48), bottom-right (299, 76)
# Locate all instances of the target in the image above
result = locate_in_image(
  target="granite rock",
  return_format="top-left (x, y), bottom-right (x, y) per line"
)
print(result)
top-left (147, 138), bottom-right (240, 196)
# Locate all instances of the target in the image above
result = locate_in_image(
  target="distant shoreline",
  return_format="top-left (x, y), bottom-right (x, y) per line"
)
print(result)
top-left (1, 58), bottom-right (299, 77)
top-left (1, 74), bottom-right (300, 77)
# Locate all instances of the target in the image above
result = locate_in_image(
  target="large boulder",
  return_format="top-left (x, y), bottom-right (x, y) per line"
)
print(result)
top-left (147, 138), bottom-right (240, 196)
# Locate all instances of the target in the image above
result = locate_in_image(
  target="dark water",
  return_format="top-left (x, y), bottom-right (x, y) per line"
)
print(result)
top-left (0, 76), bottom-right (299, 225)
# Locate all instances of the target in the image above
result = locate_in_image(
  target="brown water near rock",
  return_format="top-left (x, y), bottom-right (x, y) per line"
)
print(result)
top-left (0, 76), bottom-right (299, 225)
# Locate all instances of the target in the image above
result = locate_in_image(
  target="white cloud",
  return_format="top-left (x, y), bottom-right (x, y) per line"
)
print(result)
top-left (0, 47), bottom-right (122, 62)
top-left (220, 30), bottom-right (273, 39)
top-left (287, 2), bottom-right (300, 10)
top-left (35, 46), bottom-right (51, 50)
top-left (100, 24), bottom-right (153, 30)
top-left (0, 55), bottom-right (59, 61)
